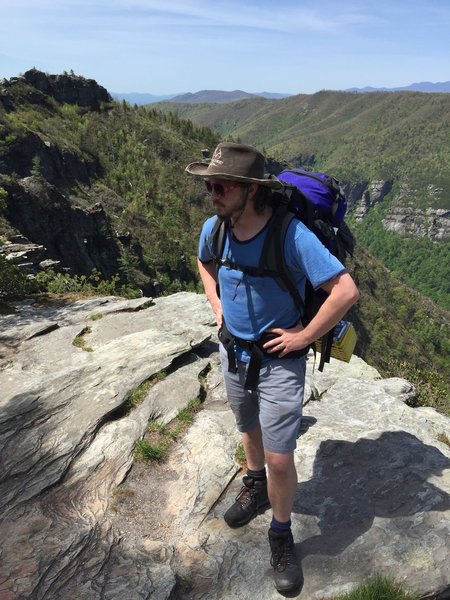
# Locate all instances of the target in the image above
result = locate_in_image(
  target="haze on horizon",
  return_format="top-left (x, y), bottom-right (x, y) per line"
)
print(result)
top-left (1, 0), bottom-right (449, 96)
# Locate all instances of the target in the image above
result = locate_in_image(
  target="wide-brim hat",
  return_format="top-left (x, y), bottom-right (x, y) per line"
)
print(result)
top-left (185, 142), bottom-right (281, 189)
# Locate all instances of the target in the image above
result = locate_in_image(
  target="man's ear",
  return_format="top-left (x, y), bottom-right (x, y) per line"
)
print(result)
top-left (248, 183), bottom-right (259, 198)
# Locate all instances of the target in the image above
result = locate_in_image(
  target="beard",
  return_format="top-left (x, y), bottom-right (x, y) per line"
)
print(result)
top-left (213, 195), bottom-right (247, 221)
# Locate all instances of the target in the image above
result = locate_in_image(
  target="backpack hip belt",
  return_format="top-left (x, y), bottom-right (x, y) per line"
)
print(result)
top-left (218, 320), bottom-right (308, 391)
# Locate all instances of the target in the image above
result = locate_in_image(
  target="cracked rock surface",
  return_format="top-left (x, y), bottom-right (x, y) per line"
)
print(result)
top-left (0, 292), bottom-right (449, 599)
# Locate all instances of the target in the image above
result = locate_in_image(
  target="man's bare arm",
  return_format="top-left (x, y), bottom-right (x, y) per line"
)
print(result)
top-left (197, 258), bottom-right (222, 326)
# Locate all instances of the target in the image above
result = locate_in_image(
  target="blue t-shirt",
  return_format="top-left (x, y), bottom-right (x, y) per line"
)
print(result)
top-left (198, 215), bottom-right (346, 342)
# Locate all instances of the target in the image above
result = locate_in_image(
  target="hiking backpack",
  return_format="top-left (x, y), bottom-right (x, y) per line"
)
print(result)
top-left (211, 168), bottom-right (356, 374)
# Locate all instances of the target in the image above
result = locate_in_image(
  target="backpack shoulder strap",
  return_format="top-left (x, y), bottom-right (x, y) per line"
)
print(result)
top-left (208, 216), bottom-right (226, 263)
top-left (208, 207), bottom-right (305, 315)
top-left (260, 204), bottom-right (305, 314)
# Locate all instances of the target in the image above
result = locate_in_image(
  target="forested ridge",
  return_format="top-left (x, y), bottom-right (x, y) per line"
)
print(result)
top-left (156, 90), bottom-right (450, 191)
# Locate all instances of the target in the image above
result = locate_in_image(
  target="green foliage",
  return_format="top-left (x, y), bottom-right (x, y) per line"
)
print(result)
top-left (0, 255), bottom-right (38, 299)
top-left (133, 393), bottom-right (205, 463)
top-left (385, 360), bottom-right (449, 416)
top-left (352, 212), bottom-right (450, 311)
top-left (34, 268), bottom-right (141, 298)
top-left (89, 312), bottom-right (103, 321)
top-left (333, 575), bottom-right (417, 600)
top-left (125, 381), bottom-right (152, 409)
top-left (176, 397), bottom-right (202, 424)
top-left (72, 334), bottom-right (85, 348)
top-left (235, 443), bottom-right (247, 466)
top-left (348, 248), bottom-right (450, 414)
top-left (72, 327), bottom-right (93, 352)
top-left (134, 439), bottom-right (166, 462)
top-left (30, 155), bottom-right (42, 177)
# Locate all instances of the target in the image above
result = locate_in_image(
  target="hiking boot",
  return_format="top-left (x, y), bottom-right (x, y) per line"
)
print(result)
top-left (224, 476), bottom-right (270, 528)
top-left (268, 528), bottom-right (303, 594)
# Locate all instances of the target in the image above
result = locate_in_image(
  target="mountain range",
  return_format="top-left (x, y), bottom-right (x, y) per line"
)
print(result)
top-left (113, 81), bottom-right (450, 105)
top-left (112, 90), bottom-right (291, 104)
top-left (345, 81), bottom-right (450, 93)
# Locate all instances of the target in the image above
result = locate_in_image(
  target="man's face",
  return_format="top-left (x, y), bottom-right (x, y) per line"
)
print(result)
top-left (205, 179), bottom-right (249, 219)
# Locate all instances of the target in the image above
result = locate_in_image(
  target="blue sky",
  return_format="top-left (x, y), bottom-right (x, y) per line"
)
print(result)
top-left (1, 0), bottom-right (449, 95)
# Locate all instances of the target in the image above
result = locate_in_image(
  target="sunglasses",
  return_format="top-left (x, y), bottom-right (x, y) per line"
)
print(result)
top-left (204, 179), bottom-right (243, 197)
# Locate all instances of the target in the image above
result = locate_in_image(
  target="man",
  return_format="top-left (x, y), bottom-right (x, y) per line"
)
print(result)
top-left (185, 142), bottom-right (359, 594)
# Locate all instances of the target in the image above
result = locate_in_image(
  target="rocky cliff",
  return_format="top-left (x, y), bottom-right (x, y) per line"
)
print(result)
top-left (1, 292), bottom-right (449, 599)
top-left (1, 68), bottom-right (111, 111)
top-left (2, 176), bottom-right (123, 277)
top-left (343, 180), bottom-right (450, 240)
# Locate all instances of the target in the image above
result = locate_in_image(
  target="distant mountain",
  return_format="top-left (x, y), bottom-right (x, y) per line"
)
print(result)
top-left (256, 91), bottom-right (293, 99)
top-left (111, 90), bottom-right (293, 105)
top-left (169, 89), bottom-right (255, 103)
top-left (345, 81), bottom-right (450, 93)
top-left (169, 90), bottom-right (292, 103)
top-left (112, 90), bottom-right (291, 105)
top-left (112, 92), bottom-right (177, 104)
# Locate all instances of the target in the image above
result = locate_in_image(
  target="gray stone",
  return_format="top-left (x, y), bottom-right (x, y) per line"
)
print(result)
top-left (0, 292), bottom-right (449, 599)
top-left (343, 178), bottom-right (449, 240)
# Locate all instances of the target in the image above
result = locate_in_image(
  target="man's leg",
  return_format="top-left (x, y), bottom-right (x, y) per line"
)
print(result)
top-left (265, 450), bottom-right (303, 594)
top-left (257, 357), bottom-right (305, 595)
top-left (224, 425), bottom-right (270, 527)
top-left (242, 425), bottom-right (265, 471)
top-left (220, 345), bottom-right (271, 527)
top-left (265, 450), bottom-right (297, 522)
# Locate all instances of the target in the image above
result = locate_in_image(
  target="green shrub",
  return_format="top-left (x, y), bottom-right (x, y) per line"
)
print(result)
top-left (34, 268), bottom-right (141, 298)
top-left (134, 439), bottom-right (167, 462)
top-left (0, 255), bottom-right (38, 299)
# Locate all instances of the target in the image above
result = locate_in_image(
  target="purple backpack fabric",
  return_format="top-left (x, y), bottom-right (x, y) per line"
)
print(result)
top-left (277, 168), bottom-right (347, 228)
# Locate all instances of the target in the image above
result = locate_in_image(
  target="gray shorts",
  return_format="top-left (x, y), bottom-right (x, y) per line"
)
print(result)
top-left (220, 344), bottom-right (306, 454)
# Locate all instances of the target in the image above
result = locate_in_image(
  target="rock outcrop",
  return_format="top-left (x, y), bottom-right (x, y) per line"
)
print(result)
top-left (0, 292), bottom-right (449, 599)
top-left (343, 179), bottom-right (450, 240)
top-left (2, 177), bottom-right (123, 278)
top-left (344, 180), bottom-right (393, 219)
top-left (0, 131), bottom-right (101, 184)
top-left (382, 206), bottom-right (450, 240)
top-left (1, 69), bottom-right (111, 111)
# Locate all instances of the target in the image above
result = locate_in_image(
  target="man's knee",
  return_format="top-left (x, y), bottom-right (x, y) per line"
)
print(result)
top-left (265, 451), bottom-right (294, 476)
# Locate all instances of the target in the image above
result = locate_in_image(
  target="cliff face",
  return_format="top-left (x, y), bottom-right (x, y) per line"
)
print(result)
top-left (1, 130), bottom-right (101, 184)
top-left (3, 177), bottom-right (122, 277)
top-left (1, 292), bottom-right (449, 600)
top-left (0, 70), bottom-right (204, 295)
top-left (268, 161), bottom-right (449, 242)
top-left (343, 180), bottom-right (450, 240)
